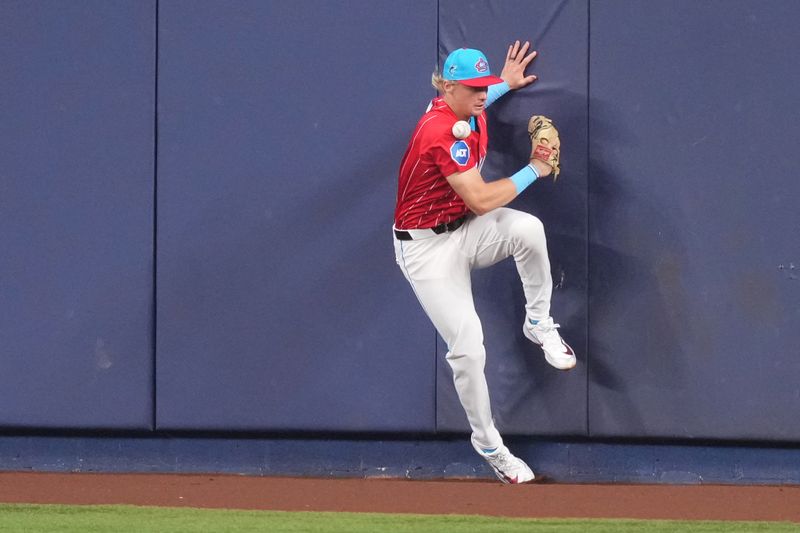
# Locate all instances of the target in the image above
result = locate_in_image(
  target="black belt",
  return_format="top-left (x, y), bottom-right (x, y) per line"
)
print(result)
top-left (394, 215), bottom-right (468, 241)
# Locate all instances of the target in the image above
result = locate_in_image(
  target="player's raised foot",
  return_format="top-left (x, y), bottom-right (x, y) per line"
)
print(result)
top-left (524, 317), bottom-right (577, 370)
top-left (471, 437), bottom-right (535, 484)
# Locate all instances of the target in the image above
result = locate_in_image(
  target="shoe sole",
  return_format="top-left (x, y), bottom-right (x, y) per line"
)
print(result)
top-left (523, 325), bottom-right (577, 371)
top-left (489, 466), bottom-right (536, 484)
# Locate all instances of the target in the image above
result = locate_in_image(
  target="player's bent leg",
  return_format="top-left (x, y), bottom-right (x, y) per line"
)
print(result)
top-left (459, 209), bottom-right (577, 370)
top-left (462, 209), bottom-right (552, 319)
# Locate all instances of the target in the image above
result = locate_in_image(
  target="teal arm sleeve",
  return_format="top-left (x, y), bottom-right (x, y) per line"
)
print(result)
top-left (486, 81), bottom-right (510, 108)
top-left (509, 164), bottom-right (539, 194)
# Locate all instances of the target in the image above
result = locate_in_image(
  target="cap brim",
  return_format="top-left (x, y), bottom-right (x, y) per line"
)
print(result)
top-left (459, 75), bottom-right (505, 87)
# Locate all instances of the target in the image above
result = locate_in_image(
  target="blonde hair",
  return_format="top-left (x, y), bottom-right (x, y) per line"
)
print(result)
top-left (431, 70), bottom-right (447, 92)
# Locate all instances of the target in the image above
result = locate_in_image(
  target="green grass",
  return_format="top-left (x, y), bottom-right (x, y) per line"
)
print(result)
top-left (0, 504), bottom-right (798, 532)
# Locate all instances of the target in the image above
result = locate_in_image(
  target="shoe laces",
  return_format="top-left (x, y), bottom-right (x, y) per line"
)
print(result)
top-left (533, 318), bottom-right (561, 342)
top-left (488, 448), bottom-right (519, 472)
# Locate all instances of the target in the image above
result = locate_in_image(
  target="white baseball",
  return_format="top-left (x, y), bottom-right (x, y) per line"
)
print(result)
top-left (452, 120), bottom-right (471, 139)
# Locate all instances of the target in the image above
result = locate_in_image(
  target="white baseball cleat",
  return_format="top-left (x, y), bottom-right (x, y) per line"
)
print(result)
top-left (471, 437), bottom-right (535, 484)
top-left (524, 317), bottom-right (577, 370)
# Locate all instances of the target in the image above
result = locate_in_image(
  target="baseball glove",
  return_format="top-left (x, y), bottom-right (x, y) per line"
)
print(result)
top-left (528, 115), bottom-right (561, 179)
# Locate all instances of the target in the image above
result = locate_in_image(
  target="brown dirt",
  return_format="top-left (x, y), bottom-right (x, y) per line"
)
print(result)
top-left (1, 472), bottom-right (799, 522)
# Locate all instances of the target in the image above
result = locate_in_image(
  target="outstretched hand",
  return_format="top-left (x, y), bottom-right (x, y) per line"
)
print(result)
top-left (500, 40), bottom-right (538, 90)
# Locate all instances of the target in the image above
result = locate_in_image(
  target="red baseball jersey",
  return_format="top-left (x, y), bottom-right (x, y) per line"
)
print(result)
top-left (394, 96), bottom-right (488, 229)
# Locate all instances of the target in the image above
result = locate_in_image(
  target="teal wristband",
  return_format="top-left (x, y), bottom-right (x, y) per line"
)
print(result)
top-left (509, 164), bottom-right (539, 194)
top-left (486, 81), bottom-right (511, 107)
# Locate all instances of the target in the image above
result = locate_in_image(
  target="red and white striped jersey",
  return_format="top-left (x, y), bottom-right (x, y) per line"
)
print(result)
top-left (394, 96), bottom-right (488, 229)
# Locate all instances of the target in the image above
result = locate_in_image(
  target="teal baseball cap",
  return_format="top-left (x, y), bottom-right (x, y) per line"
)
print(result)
top-left (442, 48), bottom-right (504, 87)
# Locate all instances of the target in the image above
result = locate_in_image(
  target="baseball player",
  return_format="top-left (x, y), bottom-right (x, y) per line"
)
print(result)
top-left (393, 41), bottom-right (575, 484)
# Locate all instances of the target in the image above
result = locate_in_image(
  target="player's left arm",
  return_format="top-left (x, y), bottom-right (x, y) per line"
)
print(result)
top-left (486, 40), bottom-right (539, 108)
top-left (445, 158), bottom-right (553, 216)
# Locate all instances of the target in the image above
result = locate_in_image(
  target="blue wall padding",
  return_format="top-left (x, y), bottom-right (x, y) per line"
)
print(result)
top-left (3, 0), bottom-right (800, 444)
top-left (588, 0), bottom-right (800, 440)
top-left (0, 1), bottom-right (155, 428)
top-left (5, 435), bottom-right (800, 484)
top-left (436, 0), bottom-right (589, 437)
top-left (155, 0), bottom-right (439, 431)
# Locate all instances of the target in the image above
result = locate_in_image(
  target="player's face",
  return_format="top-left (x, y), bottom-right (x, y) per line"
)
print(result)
top-left (447, 82), bottom-right (488, 118)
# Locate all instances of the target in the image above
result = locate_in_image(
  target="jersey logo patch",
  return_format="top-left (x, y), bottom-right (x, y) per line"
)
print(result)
top-left (450, 140), bottom-right (470, 166)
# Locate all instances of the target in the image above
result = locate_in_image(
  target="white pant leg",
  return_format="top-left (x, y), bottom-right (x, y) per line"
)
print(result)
top-left (454, 208), bottom-right (553, 321)
top-left (394, 234), bottom-right (502, 450)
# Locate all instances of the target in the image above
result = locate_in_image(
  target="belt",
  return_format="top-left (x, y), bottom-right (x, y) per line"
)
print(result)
top-left (394, 216), bottom-right (468, 241)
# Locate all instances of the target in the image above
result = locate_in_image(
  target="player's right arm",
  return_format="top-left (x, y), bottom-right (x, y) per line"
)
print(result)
top-left (446, 160), bottom-right (552, 216)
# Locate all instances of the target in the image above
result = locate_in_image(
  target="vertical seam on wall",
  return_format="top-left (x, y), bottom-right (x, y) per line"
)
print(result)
top-left (434, 0), bottom-right (440, 434)
top-left (585, 0), bottom-right (591, 438)
top-left (152, 0), bottom-right (159, 431)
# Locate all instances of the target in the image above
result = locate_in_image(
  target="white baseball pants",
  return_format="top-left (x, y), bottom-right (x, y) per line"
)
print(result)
top-left (393, 207), bottom-right (553, 450)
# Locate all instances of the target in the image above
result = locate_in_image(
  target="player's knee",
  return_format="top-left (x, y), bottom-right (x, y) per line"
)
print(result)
top-left (445, 346), bottom-right (487, 374)
top-left (511, 214), bottom-right (546, 248)
top-left (446, 337), bottom-right (486, 365)
top-left (443, 313), bottom-right (485, 370)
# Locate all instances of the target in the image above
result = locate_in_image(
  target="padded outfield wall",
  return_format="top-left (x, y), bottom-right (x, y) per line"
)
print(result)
top-left (1, 0), bottom-right (798, 479)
